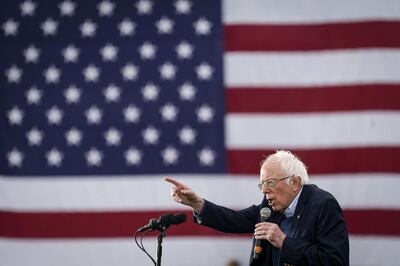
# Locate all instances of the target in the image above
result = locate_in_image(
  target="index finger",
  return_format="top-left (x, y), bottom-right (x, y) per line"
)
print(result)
top-left (255, 222), bottom-right (268, 228)
top-left (164, 176), bottom-right (186, 188)
top-left (255, 221), bottom-right (277, 227)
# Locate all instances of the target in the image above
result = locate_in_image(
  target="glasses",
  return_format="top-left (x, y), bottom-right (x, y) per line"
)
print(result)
top-left (257, 176), bottom-right (292, 190)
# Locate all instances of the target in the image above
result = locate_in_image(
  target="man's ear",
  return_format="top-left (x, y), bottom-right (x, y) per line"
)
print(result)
top-left (291, 176), bottom-right (301, 190)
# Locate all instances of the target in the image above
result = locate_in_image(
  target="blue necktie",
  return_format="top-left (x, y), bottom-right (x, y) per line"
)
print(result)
top-left (280, 214), bottom-right (294, 235)
top-left (272, 215), bottom-right (294, 266)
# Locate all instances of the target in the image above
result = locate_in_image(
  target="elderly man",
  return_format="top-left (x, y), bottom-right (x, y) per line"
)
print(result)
top-left (165, 150), bottom-right (349, 266)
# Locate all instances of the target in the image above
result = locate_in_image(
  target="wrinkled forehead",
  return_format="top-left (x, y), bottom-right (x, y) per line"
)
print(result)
top-left (260, 161), bottom-right (284, 179)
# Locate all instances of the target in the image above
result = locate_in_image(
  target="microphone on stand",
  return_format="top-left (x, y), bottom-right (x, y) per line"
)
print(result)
top-left (136, 213), bottom-right (187, 266)
top-left (137, 213), bottom-right (187, 232)
top-left (253, 207), bottom-right (272, 259)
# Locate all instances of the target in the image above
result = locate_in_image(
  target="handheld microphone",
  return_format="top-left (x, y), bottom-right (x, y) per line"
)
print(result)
top-left (137, 213), bottom-right (187, 232)
top-left (253, 207), bottom-right (271, 259)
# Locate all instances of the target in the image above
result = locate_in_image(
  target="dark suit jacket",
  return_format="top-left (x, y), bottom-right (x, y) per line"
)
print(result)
top-left (196, 184), bottom-right (349, 266)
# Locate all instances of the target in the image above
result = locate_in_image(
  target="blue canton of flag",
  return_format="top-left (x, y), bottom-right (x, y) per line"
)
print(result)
top-left (0, 0), bottom-right (225, 175)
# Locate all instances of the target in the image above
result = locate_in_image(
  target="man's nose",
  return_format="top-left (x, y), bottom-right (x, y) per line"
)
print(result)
top-left (262, 186), bottom-right (271, 194)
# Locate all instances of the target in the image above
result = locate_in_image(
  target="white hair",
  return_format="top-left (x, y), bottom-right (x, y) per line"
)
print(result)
top-left (261, 150), bottom-right (310, 185)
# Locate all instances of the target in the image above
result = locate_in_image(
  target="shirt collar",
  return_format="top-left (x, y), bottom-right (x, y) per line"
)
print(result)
top-left (284, 186), bottom-right (303, 217)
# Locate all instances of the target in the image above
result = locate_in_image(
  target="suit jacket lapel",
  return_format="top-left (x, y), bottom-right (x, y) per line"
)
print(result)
top-left (286, 184), bottom-right (313, 238)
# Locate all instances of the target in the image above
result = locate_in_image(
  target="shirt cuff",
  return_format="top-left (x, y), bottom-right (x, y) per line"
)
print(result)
top-left (193, 210), bottom-right (202, 224)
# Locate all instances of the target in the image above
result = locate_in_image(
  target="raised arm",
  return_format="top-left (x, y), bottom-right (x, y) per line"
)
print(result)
top-left (164, 176), bottom-right (205, 213)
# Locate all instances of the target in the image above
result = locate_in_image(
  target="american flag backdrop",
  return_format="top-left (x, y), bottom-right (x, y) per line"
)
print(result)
top-left (1, 0), bottom-right (400, 265)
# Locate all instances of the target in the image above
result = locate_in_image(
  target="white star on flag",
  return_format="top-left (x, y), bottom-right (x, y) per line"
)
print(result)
top-left (195, 62), bottom-right (213, 80)
top-left (193, 17), bottom-right (212, 35)
top-left (26, 127), bottom-right (44, 146)
top-left (159, 62), bottom-right (177, 80)
top-left (83, 64), bottom-right (100, 82)
top-left (174, 0), bottom-right (192, 15)
top-left (65, 127), bottom-right (83, 146)
top-left (7, 148), bottom-right (24, 167)
top-left (160, 103), bottom-right (178, 121)
top-left (118, 19), bottom-right (135, 36)
top-left (121, 63), bottom-right (139, 81)
top-left (124, 147), bottom-right (143, 166)
top-left (5, 65), bottom-right (23, 83)
top-left (85, 105), bottom-right (103, 125)
top-left (198, 147), bottom-right (216, 166)
top-left (46, 106), bottom-right (64, 125)
top-left (62, 45), bottom-right (80, 63)
top-left (100, 43), bottom-right (118, 61)
top-left (123, 105), bottom-right (141, 123)
top-left (176, 41), bottom-right (194, 59)
top-left (7, 106), bottom-right (24, 125)
top-left (97, 0), bottom-right (115, 17)
top-left (2, 19), bottom-right (19, 36)
top-left (46, 148), bottom-right (64, 167)
top-left (80, 20), bottom-right (97, 37)
top-left (196, 104), bottom-right (214, 123)
top-left (136, 0), bottom-right (153, 15)
top-left (156, 16), bottom-right (174, 34)
top-left (85, 148), bottom-right (103, 167)
top-left (26, 86), bottom-right (42, 105)
top-left (178, 82), bottom-right (196, 101)
top-left (178, 126), bottom-right (196, 144)
top-left (64, 85), bottom-right (81, 104)
top-left (23, 45), bottom-right (40, 63)
top-left (141, 83), bottom-right (159, 101)
top-left (142, 126), bottom-right (160, 145)
top-left (41, 18), bottom-right (58, 36)
top-left (104, 128), bottom-right (122, 146)
top-left (161, 146), bottom-right (179, 165)
top-left (20, 0), bottom-right (37, 16)
top-left (103, 84), bottom-right (121, 102)
top-left (44, 65), bottom-right (61, 83)
top-left (59, 0), bottom-right (76, 16)
top-left (138, 42), bottom-right (157, 59)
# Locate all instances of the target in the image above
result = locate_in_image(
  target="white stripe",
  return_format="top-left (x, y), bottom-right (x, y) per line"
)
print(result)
top-left (226, 111), bottom-right (400, 149)
top-left (1, 174), bottom-right (400, 211)
top-left (0, 236), bottom-right (399, 266)
top-left (350, 236), bottom-right (400, 266)
top-left (312, 174), bottom-right (400, 210)
top-left (0, 237), bottom-right (251, 266)
top-left (0, 175), bottom-right (258, 211)
top-left (225, 49), bottom-right (400, 86)
top-left (223, 0), bottom-right (400, 24)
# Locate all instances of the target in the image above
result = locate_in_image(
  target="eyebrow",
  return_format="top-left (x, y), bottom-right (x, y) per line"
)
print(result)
top-left (260, 176), bottom-right (276, 181)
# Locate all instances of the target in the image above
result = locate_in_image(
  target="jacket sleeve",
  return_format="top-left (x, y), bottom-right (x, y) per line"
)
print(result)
top-left (280, 197), bottom-right (349, 266)
top-left (194, 199), bottom-right (260, 234)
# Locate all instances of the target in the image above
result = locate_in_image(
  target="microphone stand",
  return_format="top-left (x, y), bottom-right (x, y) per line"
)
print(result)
top-left (156, 229), bottom-right (166, 266)
top-left (135, 213), bottom-right (187, 265)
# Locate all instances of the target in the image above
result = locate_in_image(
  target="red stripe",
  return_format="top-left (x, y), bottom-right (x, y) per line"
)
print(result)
top-left (225, 21), bottom-right (400, 51)
top-left (227, 84), bottom-right (400, 113)
top-left (228, 147), bottom-right (400, 175)
top-left (0, 209), bottom-right (398, 238)
top-left (0, 210), bottom-right (225, 238)
top-left (344, 209), bottom-right (400, 236)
